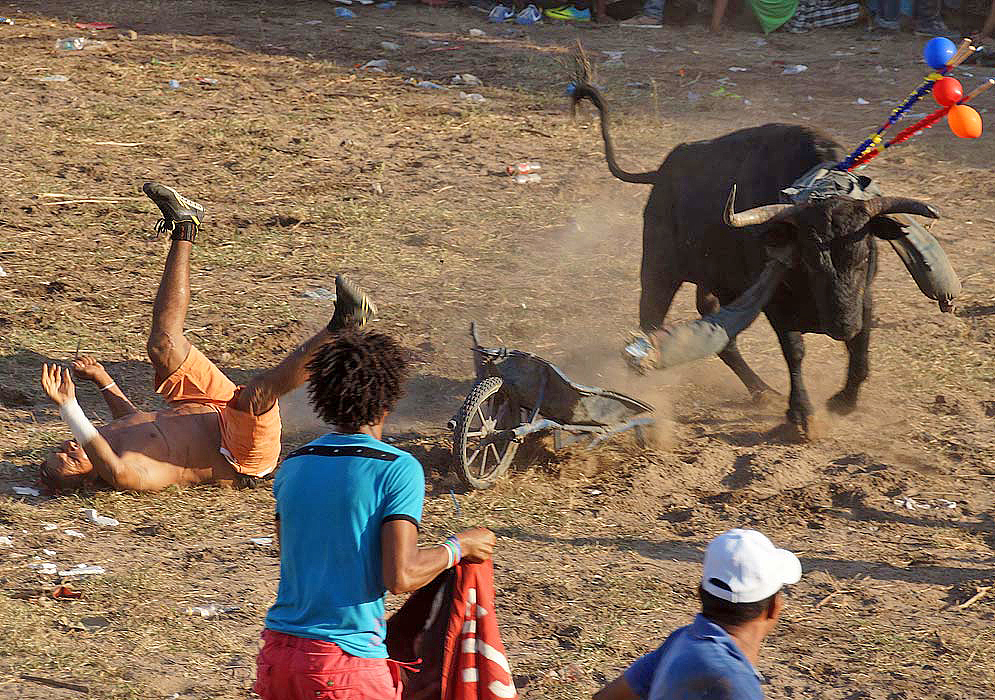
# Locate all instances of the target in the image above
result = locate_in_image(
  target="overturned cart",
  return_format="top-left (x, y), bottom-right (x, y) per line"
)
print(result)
top-left (449, 323), bottom-right (654, 490)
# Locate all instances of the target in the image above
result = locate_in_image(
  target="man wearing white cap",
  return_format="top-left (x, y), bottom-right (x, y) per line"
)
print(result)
top-left (593, 529), bottom-right (802, 700)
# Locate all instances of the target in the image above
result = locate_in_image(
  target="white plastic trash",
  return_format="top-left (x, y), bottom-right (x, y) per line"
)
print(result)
top-left (64, 529), bottom-right (85, 538)
top-left (12, 486), bottom-right (40, 496)
top-left (250, 537), bottom-right (274, 546)
top-left (59, 564), bottom-right (106, 576)
top-left (83, 508), bottom-right (120, 527)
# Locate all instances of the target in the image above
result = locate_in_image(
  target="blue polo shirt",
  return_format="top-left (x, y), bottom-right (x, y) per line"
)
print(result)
top-left (624, 615), bottom-right (764, 700)
top-left (263, 433), bottom-right (425, 658)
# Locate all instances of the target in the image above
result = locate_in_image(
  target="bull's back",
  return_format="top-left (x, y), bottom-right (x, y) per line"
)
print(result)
top-left (645, 124), bottom-right (844, 291)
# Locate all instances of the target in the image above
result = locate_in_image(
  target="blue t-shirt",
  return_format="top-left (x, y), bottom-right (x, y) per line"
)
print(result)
top-left (623, 615), bottom-right (764, 700)
top-left (263, 433), bottom-right (425, 658)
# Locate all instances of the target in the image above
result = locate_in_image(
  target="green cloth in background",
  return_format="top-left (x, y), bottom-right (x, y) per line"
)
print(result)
top-left (750, 0), bottom-right (798, 32)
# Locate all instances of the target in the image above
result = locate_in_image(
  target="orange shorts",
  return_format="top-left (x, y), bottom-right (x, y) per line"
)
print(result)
top-left (155, 346), bottom-right (282, 477)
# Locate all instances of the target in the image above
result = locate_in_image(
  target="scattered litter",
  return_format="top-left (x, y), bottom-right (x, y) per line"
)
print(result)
top-left (410, 79), bottom-right (447, 89)
top-left (753, 38), bottom-right (768, 47)
top-left (469, 28), bottom-right (486, 36)
top-left (29, 561), bottom-right (57, 575)
top-left (52, 585), bottom-right (82, 600)
top-left (335, 7), bottom-right (357, 18)
top-left (854, 97), bottom-right (869, 105)
top-left (625, 81), bottom-right (648, 89)
top-left (506, 161), bottom-right (541, 175)
top-left (58, 565), bottom-right (106, 577)
top-left (12, 486), bottom-right (40, 497)
top-left (782, 64), bottom-right (808, 75)
top-left (196, 77), bottom-right (218, 85)
top-left (460, 91), bottom-right (486, 102)
top-left (602, 50), bottom-right (624, 62)
top-left (167, 79), bottom-right (181, 89)
top-left (377, 1), bottom-right (397, 7)
top-left (362, 59), bottom-right (388, 70)
top-left (42, 523), bottom-right (58, 531)
top-left (687, 91), bottom-right (701, 103)
top-left (451, 73), bottom-right (482, 86)
top-left (710, 86), bottom-right (741, 99)
top-left (585, 488), bottom-right (602, 495)
top-left (43, 548), bottom-right (56, 556)
top-left (0, 17), bottom-right (14, 25)
top-left (0, 536), bottom-right (11, 547)
top-left (79, 615), bottom-right (109, 630)
top-left (371, 182), bottom-right (384, 195)
top-left (511, 173), bottom-right (541, 184)
top-left (36, 74), bottom-right (70, 82)
top-left (250, 537), bottom-right (273, 546)
top-left (304, 19), bottom-right (323, 25)
top-left (82, 508), bottom-right (119, 527)
top-left (118, 29), bottom-right (139, 40)
top-left (64, 530), bottom-right (85, 538)
top-left (54, 37), bottom-right (104, 50)
top-left (0, 265), bottom-right (6, 276)
top-left (729, 66), bottom-right (749, 72)
top-left (301, 288), bottom-right (336, 300)
top-left (380, 40), bottom-right (400, 51)
top-left (186, 603), bottom-right (239, 619)
top-left (74, 22), bottom-right (115, 30)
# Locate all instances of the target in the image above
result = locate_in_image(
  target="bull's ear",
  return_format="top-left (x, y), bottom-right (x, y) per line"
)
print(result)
top-left (869, 216), bottom-right (908, 241)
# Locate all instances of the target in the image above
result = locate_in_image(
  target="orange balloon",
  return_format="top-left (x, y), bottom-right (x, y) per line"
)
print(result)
top-left (948, 104), bottom-right (983, 138)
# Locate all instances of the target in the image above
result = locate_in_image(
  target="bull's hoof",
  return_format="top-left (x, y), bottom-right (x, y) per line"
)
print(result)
top-left (827, 391), bottom-right (858, 416)
top-left (784, 408), bottom-right (822, 442)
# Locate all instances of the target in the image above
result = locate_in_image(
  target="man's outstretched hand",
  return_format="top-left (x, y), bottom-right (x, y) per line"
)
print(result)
top-left (41, 364), bottom-right (76, 406)
top-left (71, 356), bottom-right (109, 384)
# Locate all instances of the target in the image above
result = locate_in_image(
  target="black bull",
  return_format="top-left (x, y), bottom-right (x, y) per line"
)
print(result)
top-left (572, 83), bottom-right (961, 437)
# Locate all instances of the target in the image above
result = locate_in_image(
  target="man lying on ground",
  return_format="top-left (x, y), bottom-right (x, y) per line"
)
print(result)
top-left (593, 529), bottom-right (802, 700)
top-left (256, 329), bottom-right (497, 700)
top-left (39, 183), bottom-right (376, 492)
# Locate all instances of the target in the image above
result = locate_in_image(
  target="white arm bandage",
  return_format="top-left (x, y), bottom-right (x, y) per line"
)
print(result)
top-left (59, 399), bottom-right (99, 445)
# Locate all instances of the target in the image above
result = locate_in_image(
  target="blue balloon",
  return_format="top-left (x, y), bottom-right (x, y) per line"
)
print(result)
top-left (923, 37), bottom-right (956, 70)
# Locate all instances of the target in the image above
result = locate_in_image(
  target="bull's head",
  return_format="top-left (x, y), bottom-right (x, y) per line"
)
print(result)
top-left (725, 186), bottom-right (939, 340)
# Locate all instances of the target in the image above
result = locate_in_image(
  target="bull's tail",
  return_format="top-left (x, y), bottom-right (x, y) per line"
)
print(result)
top-left (570, 82), bottom-right (658, 185)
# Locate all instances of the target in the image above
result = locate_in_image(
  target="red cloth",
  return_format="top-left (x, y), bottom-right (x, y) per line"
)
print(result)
top-left (255, 629), bottom-right (402, 700)
top-left (442, 561), bottom-right (518, 700)
top-left (386, 560), bottom-right (518, 700)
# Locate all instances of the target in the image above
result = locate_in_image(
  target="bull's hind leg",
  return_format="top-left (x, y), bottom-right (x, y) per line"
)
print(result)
top-left (696, 288), bottom-right (777, 403)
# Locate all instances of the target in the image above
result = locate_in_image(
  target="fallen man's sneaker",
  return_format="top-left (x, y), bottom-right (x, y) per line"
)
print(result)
top-left (142, 182), bottom-right (206, 242)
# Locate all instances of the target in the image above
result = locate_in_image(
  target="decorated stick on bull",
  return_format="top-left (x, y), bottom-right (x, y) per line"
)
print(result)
top-left (848, 78), bottom-right (994, 169)
top-left (835, 37), bottom-right (979, 171)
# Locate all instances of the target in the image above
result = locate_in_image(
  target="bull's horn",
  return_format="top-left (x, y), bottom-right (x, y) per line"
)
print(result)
top-left (864, 196), bottom-right (940, 220)
top-left (724, 185), bottom-right (801, 228)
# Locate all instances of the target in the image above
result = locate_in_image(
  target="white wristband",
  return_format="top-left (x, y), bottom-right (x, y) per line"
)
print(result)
top-left (99, 381), bottom-right (116, 392)
top-left (442, 543), bottom-right (455, 569)
top-left (59, 399), bottom-right (99, 445)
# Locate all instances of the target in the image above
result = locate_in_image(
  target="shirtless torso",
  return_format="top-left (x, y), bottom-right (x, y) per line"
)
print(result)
top-left (43, 358), bottom-right (241, 492)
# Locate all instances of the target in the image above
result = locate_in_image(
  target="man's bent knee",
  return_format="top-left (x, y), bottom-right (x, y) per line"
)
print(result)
top-left (147, 330), bottom-right (190, 379)
top-left (234, 380), bottom-right (278, 417)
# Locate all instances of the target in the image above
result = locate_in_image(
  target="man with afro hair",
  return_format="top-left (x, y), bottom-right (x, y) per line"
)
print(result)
top-left (256, 329), bottom-right (497, 700)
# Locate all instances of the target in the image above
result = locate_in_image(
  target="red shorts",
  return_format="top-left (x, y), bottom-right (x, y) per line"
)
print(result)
top-left (255, 630), bottom-right (402, 700)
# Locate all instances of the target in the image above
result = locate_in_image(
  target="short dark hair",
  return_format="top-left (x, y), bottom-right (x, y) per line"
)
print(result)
top-left (698, 585), bottom-right (777, 627)
top-left (306, 330), bottom-right (410, 433)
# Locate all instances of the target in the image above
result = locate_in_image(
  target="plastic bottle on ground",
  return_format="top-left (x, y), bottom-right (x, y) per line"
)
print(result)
top-left (511, 173), bottom-right (541, 184)
top-left (55, 37), bottom-right (86, 50)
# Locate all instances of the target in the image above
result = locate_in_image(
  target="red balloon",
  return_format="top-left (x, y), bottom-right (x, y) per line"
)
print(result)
top-left (932, 77), bottom-right (963, 107)
top-left (948, 104), bottom-right (983, 138)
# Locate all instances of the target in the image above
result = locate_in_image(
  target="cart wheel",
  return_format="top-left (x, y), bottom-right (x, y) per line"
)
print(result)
top-left (453, 377), bottom-right (520, 490)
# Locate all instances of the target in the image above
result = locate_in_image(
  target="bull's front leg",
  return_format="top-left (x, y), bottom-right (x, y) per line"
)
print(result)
top-left (775, 329), bottom-right (816, 438)
top-left (827, 303), bottom-right (871, 415)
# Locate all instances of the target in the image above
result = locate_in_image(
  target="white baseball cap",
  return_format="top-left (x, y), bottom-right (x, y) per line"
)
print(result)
top-left (701, 529), bottom-right (802, 603)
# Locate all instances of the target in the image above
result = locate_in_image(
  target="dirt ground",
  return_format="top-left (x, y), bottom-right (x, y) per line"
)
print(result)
top-left (1, 1), bottom-right (995, 698)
